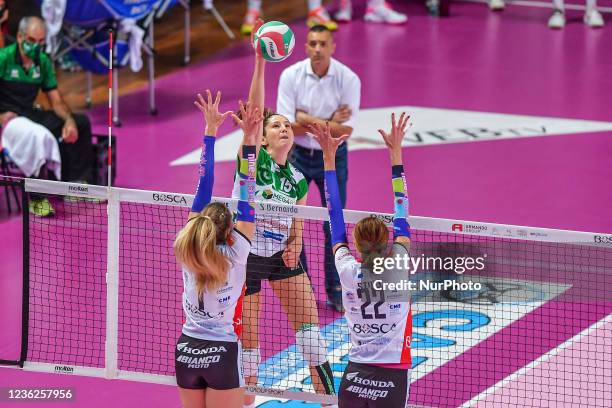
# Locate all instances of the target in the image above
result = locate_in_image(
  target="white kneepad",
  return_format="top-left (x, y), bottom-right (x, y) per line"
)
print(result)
top-left (242, 348), bottom-right (261, 378)
top-left (295, 325), bottom-right (328, 366)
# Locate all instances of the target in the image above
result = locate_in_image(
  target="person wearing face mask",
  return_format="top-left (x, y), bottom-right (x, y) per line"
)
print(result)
top-left (0, 16), bottom-right (94, 215)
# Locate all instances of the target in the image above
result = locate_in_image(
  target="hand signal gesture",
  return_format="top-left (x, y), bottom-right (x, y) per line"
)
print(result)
top-left (232, 100), bottom-right (263, 146)
top-left (308, 121), bottom-right (349, 160)
top-left (194, 90), bottom-right (233, 136)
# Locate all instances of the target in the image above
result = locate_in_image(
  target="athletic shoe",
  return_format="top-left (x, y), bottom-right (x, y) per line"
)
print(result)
top-left (307, 7), bottom-right (338, 31)
top-left (548, 10), bottom-right (566, 29)
top-left (241, 8), bottom-right (261, 36)
top-left (335, 0), bottom-right (352, 22)
top-left (489, 0), bottom-right (505, 11)
top-left (584, 9), bottom-right (604, 27)
top-left (364, 2), bottom-right (407, 24)
top-left (29, 197), bottom-right (55, 217)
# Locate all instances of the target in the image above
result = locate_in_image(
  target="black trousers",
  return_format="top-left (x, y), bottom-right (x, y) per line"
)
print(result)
top-left (22, 109), bottom-right (94, 183)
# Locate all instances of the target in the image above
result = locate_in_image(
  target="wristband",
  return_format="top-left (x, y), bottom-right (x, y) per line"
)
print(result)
top-left (236, 145), bottom-right (256, 222)
top-left (391, 165), bottom-right (411, 238)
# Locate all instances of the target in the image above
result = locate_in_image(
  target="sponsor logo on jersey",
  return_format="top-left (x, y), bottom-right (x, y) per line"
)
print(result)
top-left (344, 372), bottom-right (394, 401)
top-left (263, 230), bottom-right (285, 242)
top-left (346, 291), bottom-right (355, 301)
top-left (389, 303), bottom-right (401, 310)
top-left (258, 202), bottom-right (299, 214)
top-left (217, 284), bottom-right (233, 294)
top-left (262, 189), bottom-right (274, 199)
top-left (352, 323), bottom-right (397, 334)
top-left (346, 372), bottom-right (395, 388)
top-left (176, 354), bottom-right (221, 368)
top-left (345, 385), bottom-right (389, 401)
top-left (176, 343), bottom-right (228, 355)
top-left (218, 295), bottom-right (231, 304)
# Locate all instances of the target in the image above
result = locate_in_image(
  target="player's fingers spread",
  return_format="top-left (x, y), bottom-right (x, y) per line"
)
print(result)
top-left (214, 90), bottom-right (221, 107)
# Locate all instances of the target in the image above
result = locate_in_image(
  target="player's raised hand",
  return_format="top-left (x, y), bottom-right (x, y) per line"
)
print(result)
top-left (232, 100), bottom-right (263, 146)
top-left (251, 18), bottom-right (265, 59)
top-left (308, 121), bottom-right (349, 161)
top-left (194, 90), bottom-right (233, 136)
top-left (377, 112), bottom-right (411, 152)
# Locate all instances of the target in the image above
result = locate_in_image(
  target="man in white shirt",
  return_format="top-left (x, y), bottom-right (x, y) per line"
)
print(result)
top-left (277, 24), bottom-right (361, 311)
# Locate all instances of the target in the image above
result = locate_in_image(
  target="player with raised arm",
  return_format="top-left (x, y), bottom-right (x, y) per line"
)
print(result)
top-left (173, 90), bottom-right (261, 408)
top-left (238, 20), bottom-right (337, 408)
top-left (309, 114), bottom-right (413, 407)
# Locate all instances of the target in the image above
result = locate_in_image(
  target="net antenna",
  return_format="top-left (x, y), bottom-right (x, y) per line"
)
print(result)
top-left (107, 29), bottom-right (113, 190)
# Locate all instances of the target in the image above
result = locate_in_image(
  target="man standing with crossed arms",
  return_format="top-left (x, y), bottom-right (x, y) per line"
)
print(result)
top-left (277, 24), bottom-right (361, 312)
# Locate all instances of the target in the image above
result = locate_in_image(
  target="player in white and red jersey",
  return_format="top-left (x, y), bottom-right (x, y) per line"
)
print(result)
top-left (173, 90), bottom-right (262, 408)
top-left (309, 113), bottom-right (413, 407)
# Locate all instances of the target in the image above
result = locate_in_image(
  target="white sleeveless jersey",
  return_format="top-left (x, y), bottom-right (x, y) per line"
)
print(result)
top-left (335, 244), bottom-right (413, 365)
top-left (231, 148), bottom-right (308, 257)
top-left (181, 229), bottom-right (250, 342)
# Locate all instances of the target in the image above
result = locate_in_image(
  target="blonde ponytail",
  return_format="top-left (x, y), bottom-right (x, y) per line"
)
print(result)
top-left (174, 203), bottom-right (232, 295)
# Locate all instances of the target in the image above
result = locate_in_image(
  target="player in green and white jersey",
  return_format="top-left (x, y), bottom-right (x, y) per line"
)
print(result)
top-left (236, 20), bottom-right (337, 408)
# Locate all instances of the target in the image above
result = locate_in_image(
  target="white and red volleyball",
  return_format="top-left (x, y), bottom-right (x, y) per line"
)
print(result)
top-left (253, 21), bottom-right (295, 62)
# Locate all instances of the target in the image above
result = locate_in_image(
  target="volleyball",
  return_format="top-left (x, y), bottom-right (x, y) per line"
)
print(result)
top-left (253, 21), bottom-right (295, 62)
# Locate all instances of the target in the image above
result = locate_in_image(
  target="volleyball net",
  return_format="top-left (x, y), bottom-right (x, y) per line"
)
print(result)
top-left (1, 178), bottom-right (611, 407)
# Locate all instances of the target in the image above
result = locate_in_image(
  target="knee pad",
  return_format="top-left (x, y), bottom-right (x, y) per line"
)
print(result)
top-left (242, 348), bottom-right (260, 378)
top-left (295, 324), bottom-right (328, 366)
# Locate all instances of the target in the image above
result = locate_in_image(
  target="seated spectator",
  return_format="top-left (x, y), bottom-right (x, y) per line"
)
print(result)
top-left (0, 16), bottom-right (94, 215)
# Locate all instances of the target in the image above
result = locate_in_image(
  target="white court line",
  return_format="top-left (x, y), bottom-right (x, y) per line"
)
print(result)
top-left (460, 313), bottom-right (612, 407)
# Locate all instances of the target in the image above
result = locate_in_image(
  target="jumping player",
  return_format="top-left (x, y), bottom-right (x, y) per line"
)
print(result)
top-left (309, 113), bottom-right (413, 407)
top-left (174, 90), bottom-right (261, 408)
top-left (238, 20), bottom-right (337, 408)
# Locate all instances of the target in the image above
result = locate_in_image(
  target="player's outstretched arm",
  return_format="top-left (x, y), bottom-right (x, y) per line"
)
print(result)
top-left (231, 101), bottom-right (263, 241)
top-left (189, 90), bottom-right (233, 222)
top-left (378, 112), bottom-right (412, 250)
top-left (308, 122), bottom-right (350, 253)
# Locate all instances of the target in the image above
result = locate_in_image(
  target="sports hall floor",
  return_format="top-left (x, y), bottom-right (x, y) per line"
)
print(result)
top-left (1, 0), bottom-right (611, 407)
